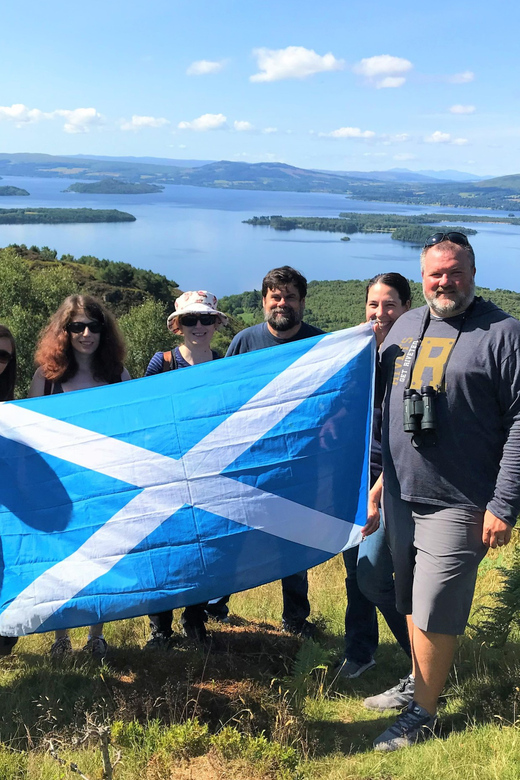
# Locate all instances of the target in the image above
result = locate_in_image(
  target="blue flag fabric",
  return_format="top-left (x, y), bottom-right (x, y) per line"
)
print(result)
top-left (0, 324), bottom-right (375, 636)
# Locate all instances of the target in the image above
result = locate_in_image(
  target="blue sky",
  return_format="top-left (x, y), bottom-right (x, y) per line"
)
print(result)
top-left (1, 0), bottom-right (519, 175)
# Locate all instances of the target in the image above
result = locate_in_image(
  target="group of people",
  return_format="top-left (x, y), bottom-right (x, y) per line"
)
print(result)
top-left (0, 232), bottom-right (519, 754)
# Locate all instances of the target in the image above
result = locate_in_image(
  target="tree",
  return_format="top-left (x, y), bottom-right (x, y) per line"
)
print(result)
top-left (118, 299), bottom-right (171, 379)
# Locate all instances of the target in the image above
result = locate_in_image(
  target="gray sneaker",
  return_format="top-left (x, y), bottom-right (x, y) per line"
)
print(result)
top-left (364, 674), bottom-right (415, 711)
top-left (83, 636), bottom-right (108, 660)
top-left (373, 700), bottom-right (436, 752)
top-left (50, 635), bottom-right (72, 658)
top-left (338, 657), bottom-right (376, 679)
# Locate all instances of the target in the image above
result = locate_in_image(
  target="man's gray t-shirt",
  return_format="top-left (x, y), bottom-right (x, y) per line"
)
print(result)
top-left (380, 297), bottom-right (520, 525)
top-left (226, 321), bottom-right (323, 355)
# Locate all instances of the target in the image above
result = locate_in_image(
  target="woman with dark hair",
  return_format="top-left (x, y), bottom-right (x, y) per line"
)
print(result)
top-left (0, 325), bottom-right (19, 656)
top-left (29, 294), bottom-right (130, 659)
top-left (339, 274), bottom-right (415, 702)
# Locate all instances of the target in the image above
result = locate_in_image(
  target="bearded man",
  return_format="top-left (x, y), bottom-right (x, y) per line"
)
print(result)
top-left (225, 266), bottom-right (323, 637)
top-left (371, 233), bottom-right (520, 751)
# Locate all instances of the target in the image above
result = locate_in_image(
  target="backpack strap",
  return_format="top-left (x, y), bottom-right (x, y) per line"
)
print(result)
top-left (161, 349), bottom-right (178, 372)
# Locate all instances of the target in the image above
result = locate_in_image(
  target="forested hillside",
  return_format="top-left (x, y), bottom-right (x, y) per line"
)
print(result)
top-left (2, 244), bottom-right (519, 397)
top-left (220, 279), bottom-right (520, 332)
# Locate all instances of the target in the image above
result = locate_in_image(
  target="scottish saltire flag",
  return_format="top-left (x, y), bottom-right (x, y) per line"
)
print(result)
top-left (0, 324), bottom-right (375, 636)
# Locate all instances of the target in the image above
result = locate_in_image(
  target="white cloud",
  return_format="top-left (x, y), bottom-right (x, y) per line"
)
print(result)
top-left (320, 126), bottom-right (376, 139)
top-left (0, 103), bottom-right (104, 133)
top-left (448, 70), bottom-right (474, 84)
top-left (250, 46), bottom-right (344, 82)
top-left (233, 120), bottom-right (255, 132)
top-left (394, 153), bottom-right (417, 161)
top-left (424, 130), bottom-right (468, 145)
top-left (178, 144), bottom-right (187, 149)
top-left (262, 126), bottom-right (278, 134)
top-left (353, 55), bottom-right (412, 88)
top-left (52, 107), bottom-right (104, 134)
top-left (178, 113), bottom-right (227, 131)
top-left (120, 115), bottom-right (170, 131)
top-left (186, 59), bottom-right (225, 76)
top-left (377, 77), bottom-right (406, 89)
top-left (450, 104), bottom-right (476, 114)
top-left (425, 131), bottom-right (451, 144)
top-left (381, 132), bottom-right (410, 145)
top-left (0, 103), bottom-right (46, 124)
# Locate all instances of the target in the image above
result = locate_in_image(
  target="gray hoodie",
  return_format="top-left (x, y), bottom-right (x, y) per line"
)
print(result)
top-left (381, 297), bottom-right (520, 526)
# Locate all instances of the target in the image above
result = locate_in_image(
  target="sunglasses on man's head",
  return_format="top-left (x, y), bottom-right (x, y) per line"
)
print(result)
top-left (423, 231), bottom-right (471, 249)
top-left (0, 350), bottom-right (12, 365)
top-left (67, 320), bottom-right (104, 334)
top-left (179, 314), bottom-right (218, 327)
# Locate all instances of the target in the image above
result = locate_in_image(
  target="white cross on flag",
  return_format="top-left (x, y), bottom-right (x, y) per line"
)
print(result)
top-left (0, 324), bottom-right (374, 636)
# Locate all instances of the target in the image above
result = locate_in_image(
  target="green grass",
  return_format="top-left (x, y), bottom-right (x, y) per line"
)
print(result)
top-left (1, 542), bottom-right (519, 778)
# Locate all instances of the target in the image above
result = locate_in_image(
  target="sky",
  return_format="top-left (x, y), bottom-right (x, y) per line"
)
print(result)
top-left (1, 0), bottom-right (519, 176)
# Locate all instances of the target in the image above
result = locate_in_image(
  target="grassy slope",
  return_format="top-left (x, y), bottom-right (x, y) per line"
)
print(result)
top-left (1, 543), bottom-right (519, 779)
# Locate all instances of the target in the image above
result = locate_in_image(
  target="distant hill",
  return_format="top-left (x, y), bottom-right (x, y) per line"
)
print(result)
top-left (64, 178), bottom-right (164, 194)
top-left (0, 152), bottom-right (518, 209)
top-left (316, 168), bottom-right (444, 184)
top-left (0, 153), bottom-right (359, 193)
top-left (475, 174), bottom-right (520, 189)
top-left (410, 168), bottom-right (491, 183)
top-left (73, 154), bottom-right (214, 168)
top-left (166, 160), bottom-right (362, 192)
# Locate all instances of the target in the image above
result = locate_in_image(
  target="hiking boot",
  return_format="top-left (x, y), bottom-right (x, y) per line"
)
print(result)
top-left (146, 631), bottom-right (172, 649)
top-left (337, 657), bottom-right (376, 679)
top-left (83, 636), bottom-right (108, 660)
top-left (282, 619), bottom-right (316, 639)
top-left (373, 700), bottom-right (436, 752)
top-left (182, 621), bottom-right (208, 645)
top-left (50, 636), bottom-right (72, 658)
top-left (364, 674), bottom-right (415, 711)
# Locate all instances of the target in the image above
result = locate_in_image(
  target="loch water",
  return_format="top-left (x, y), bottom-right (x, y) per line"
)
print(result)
top-left (0, 175), bottom-right (519, 295)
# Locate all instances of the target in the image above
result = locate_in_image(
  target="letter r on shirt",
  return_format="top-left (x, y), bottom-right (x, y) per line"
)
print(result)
top-left (410, 337), bottom-right (456, 390)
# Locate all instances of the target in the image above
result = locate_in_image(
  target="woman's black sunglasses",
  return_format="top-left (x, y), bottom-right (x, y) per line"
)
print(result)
top-left (0, 349), bottom-right (13, 365)
top-left (423, 231), bottom-right (471, 249)
top-left (179, 314), bottom-right (218, 327)
top-left (67, 320), bottom-right (104, 334)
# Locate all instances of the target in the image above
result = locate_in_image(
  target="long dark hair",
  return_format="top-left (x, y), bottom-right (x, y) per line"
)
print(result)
top-left (35, 295), bottom-right (126, 384)
top-left (0, 324), bottom-right (16, 401)
top-left (365, 273), bottom-right (412, 306)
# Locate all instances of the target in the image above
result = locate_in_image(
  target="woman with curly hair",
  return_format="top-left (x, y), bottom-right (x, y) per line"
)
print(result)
top-left (29, 294), bottom-right (130, 659)
top-left (0, 324), bottom-right (19, 657)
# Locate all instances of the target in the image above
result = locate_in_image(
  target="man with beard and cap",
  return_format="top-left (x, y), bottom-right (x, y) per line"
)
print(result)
top-left (223, 265), bottom-right (323, 637)
top-left (370, 232), bottom-right (520, 751)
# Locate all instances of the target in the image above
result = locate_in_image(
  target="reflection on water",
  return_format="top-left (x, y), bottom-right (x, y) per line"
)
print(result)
top-left (0, 176), bottom-right (519, 295)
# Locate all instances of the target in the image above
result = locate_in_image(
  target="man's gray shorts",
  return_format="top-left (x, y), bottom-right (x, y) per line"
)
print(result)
top-left (383, 491), bottom-right (488, 635)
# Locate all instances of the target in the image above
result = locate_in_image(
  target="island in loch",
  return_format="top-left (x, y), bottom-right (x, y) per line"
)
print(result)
top-left (0, 207), bottom-right (136, 224)
top-left (243, 212), bottom-right (486, 244)
top-left (0, 186), bottom-right (30, 196)
top-left (64, 178), bottom-right (164, 195)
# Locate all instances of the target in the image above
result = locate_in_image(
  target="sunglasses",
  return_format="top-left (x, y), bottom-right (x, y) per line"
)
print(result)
top-left (423, 231), bottom-right (471, 249)
top-left (0, 349), bottom-right (12, 365)
top-left (179, 314), bottom-right (218, 327)
top-left (67, 320), bottom-right (104, 334)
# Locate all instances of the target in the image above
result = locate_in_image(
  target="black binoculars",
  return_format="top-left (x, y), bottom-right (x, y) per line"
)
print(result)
top-left (403, 386), bottom-right (437, 445)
